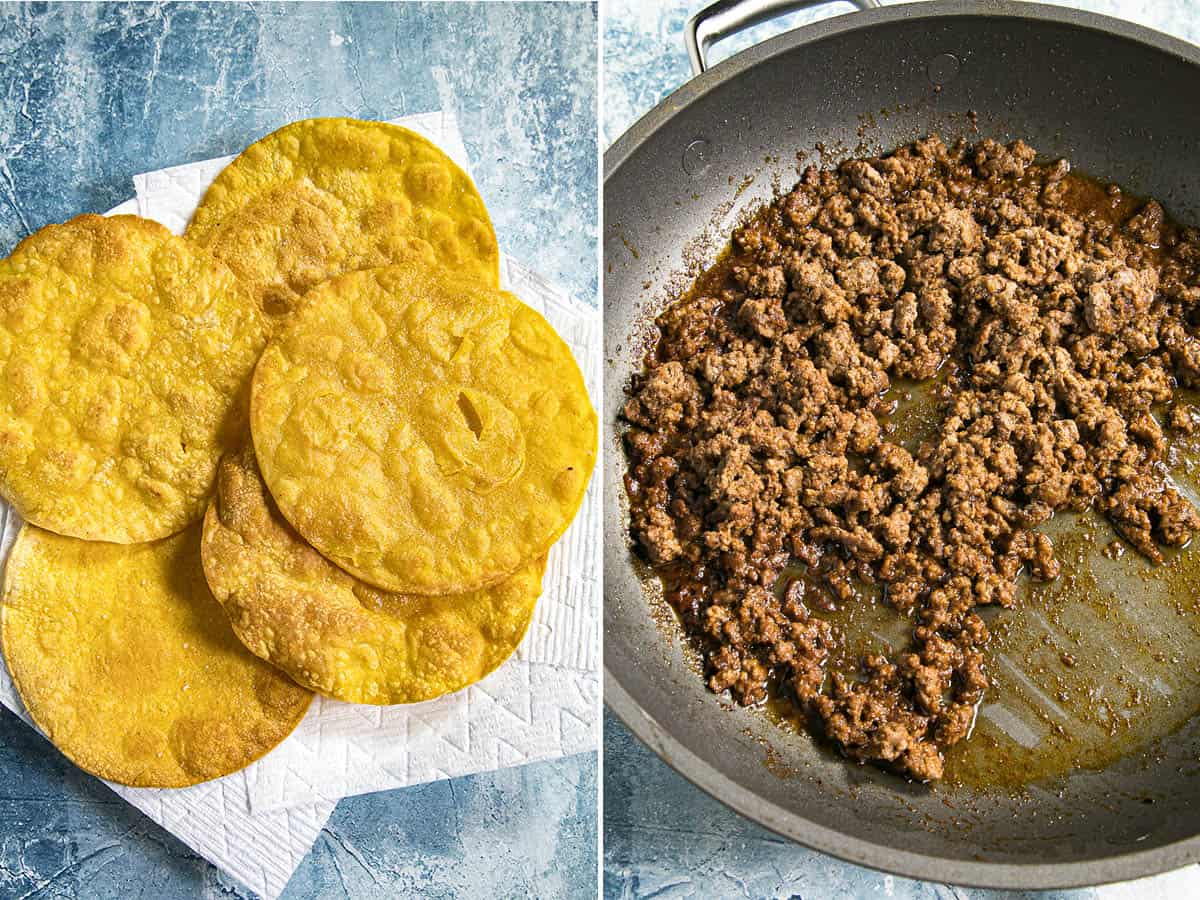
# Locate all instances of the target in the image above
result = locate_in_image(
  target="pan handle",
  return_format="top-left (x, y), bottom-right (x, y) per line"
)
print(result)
top-left (685, 0), bottom-right (881, 75)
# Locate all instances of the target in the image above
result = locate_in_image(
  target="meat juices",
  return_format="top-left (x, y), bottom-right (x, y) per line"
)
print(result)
top-left (622, 136), bottom-right (1200, 782)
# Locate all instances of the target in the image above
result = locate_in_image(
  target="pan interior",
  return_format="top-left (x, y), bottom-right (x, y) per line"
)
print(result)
top-left (604, 4), bottom-right (1200, 886)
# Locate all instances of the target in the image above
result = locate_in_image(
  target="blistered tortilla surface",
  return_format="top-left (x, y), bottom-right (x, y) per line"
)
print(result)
top-left (0, 523), bottom-right (312, 787)
top-left (0, 214), bottom-right (266, 542)
top-left (202, 446), bottom-right (544, 704)
top-left (186, 117), bottom-right (499, 329)
top-left (250, 263), bottom-right (596, 595)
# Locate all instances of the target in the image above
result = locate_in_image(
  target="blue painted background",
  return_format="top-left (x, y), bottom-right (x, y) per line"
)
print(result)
top-left (602, 0), bottom-right (1200, 898)
top-left (0, 3), bottom-right (598, 898)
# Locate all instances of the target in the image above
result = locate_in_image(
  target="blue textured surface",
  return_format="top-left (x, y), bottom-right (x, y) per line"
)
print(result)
top-left (0, 3), bottom-right (598, 898)
top-left (602, 1), bottom-right (1200, 898)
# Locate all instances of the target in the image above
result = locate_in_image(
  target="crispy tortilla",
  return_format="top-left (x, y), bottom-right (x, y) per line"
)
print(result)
top-left (186, 117), bottom-right (499, 329)
top-left (249, 263), bottom-right (596, 595)
top-left (0, 523), bottom-right (311, 787)
top-left (0, 214), bottom-right (266, 542)
top-left (202, 446), bottom-right (544, 704)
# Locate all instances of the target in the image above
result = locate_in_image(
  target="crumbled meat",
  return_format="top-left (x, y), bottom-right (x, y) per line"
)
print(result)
top-left (1169, 403), bottom-right (1197, 434)
top-left (623, 135), bottom-right (1200, 782)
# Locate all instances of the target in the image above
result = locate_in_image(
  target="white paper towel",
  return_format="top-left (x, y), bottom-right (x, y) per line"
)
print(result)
top-left (0, 109), bottom-right (599, 896)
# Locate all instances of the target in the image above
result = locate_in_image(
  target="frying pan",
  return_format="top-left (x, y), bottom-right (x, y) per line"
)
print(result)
top-left (603, 0), bottom-right (1200, 888)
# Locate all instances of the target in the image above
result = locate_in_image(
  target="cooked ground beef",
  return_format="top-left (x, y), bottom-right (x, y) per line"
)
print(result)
top-left (622, 136), bottom-right (1200, 782)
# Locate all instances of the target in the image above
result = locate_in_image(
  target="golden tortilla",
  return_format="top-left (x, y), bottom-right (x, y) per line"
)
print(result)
top-left (0, 523), bottom-right (312, 788)
top-left (250, 264), bottom-right (596, 595)
top-left (201, 446), bottom-right (544, 704)
top-left (185, 117), bottom-right (499, 328)
top-left (0, 214), bottom-right (266, 543)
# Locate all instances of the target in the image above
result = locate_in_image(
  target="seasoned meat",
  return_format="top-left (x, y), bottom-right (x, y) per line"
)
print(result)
top-left (623, 135), bottom-right (1200, 781)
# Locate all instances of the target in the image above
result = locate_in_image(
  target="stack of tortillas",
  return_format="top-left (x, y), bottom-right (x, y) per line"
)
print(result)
top-left (0, 118), bottom-right (596, 788)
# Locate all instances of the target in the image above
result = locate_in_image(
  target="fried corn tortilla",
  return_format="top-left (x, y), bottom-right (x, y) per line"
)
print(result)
top-left (0, 523), bottom-right (311, 788)
top-left (250, 263), bottom-right (596, 595)
top-left (186, 117), bottom-right (499, 328)
top-left (0, 214), bottom-right (266, 542)
top-left (202, 446), bottom-right (545, 704)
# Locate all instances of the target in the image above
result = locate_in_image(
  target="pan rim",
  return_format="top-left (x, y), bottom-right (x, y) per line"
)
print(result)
top-left (604, 0), bottom-right (1200, 179)
top-left (603, 0), bottom-right (1200, 889)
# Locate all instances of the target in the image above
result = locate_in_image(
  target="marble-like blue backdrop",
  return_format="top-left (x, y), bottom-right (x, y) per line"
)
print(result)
top-left (0, 3), bottom-right (598, 899)
top-left (602, 1), bottom-right (1200, 899)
